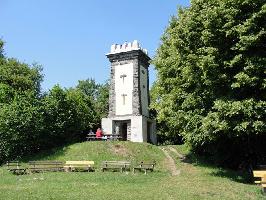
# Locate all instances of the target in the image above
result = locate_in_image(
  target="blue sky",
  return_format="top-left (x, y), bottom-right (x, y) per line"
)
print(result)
top-left (1, 0), bottom-right (190, 91)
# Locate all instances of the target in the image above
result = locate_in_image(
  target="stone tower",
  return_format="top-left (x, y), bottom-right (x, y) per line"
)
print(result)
top-left (101, 40), bottom-right (156, 143)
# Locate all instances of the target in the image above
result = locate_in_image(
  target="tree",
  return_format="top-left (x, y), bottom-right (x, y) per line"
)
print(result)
top-left (42, 80), bottom-right (108, 144)
top-left (0, 39), bottom-right (109, 163)
top-left (152, 0), bottom-right (266, 168)
top-left (94, 82), bottom-right (109, 119)
top-left (0, 40), bottom-right (4, 58)
top-left (0, 58), bottom-right (42, 96)
top-left (0, 40), bottom-right (44, 162)
top-left (0, 93), bottom-right (43, 162)
top-left (77, 79), bottom-right (109, 128)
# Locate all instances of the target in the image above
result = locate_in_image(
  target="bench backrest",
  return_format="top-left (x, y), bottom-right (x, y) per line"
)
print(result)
top-left (137, 161), bottom-right (156, 168)
top-left (29, 161), bottom-right (64, 168)
top-left (65, 161), bottom-right (94, 165)
top-left (258, 165), bottom-right (266, 170)
top-left (253, 170), bottom-right (266, 178)
top-left (140, 163), bottom-right (155, 166)
top-left (6, 161), bottom-right (20, 169)
top-left (102, 161), bottom-right (131, 166)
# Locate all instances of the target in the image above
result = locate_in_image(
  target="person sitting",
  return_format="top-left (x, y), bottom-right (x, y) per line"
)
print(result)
top-left (89, 129), bottom-right (94, 135)
top-left (96, 128), bottom-right (103, 139)
top-left (86, 129), bottom-right (96, 141)
top-left (102, 135), bottom-right (107, 141)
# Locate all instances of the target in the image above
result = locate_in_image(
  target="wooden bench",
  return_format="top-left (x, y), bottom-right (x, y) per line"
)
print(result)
top-left (133, 161), bottom-right (156, 174)
top-left (253, 170), bottom-right (266, 193)
top-left (64, 161), bottom-right (95, 172)
top-left (29, 161), bottom-right (64, 173)
top-left (101, 161), bottom-right (131, 172)
top-left (6, 161), bottom-right (27, 175)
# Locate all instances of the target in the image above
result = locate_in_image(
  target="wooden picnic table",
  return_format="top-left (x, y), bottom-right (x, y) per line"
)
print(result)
top-left (104, 134), bottom-right (122, 141)
top-left (86, 134), bottom-right (97, 141)
top-left (86, 133), bottom-right (122, 141)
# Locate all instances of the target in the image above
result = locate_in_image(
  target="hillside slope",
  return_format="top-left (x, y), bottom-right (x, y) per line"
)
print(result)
top-left (24, 141), bottom-right (167, 171)
top-left (0, 141), bottom-right (264, 200)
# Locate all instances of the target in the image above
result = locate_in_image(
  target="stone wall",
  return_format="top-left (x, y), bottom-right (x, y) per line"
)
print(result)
top-left (106, 49), bottom-right (150, 117)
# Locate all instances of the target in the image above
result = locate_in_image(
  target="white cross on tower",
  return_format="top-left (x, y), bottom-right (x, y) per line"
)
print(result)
top-left (120, 74), bottom-right (127, 83)
top-left (121, 94), bottom-right (127, 105)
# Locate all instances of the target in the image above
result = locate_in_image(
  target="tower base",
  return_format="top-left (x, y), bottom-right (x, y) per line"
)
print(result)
top-left (101, 116), bottom-right (157, 144)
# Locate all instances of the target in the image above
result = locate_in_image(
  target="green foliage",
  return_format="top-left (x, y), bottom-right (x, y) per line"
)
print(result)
top-left (0, 40), bottom-right (109, 163)
top-left (152, 0), bottom-right (266, 168)
top-left (0, 40), bottom-right (4, 58)
top-left (0, 93), bottom-right (43, 162)
top-left (42, 85), bottom-right (96, 145)
top-left (0, 43), bottom-right (44, 162)
top-left (0, 58), bottom-right (42, 96)
top-left (77, 79), bottom-right (109, 127)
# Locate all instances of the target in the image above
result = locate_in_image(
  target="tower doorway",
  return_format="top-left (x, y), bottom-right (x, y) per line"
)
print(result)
top-left (147, 121), bottom-right (151, 143)
top-left (121, 123), bottom-right (127, 140)
top-left (114, 120), bottom-right (131, 141)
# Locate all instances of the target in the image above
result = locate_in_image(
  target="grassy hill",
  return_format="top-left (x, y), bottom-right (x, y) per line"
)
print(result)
top-left (0, 141), bottom-right (264, 200)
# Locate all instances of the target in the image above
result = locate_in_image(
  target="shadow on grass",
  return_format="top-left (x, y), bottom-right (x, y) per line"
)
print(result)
top-left (181, 152), bottom-right (252, 184)
top-left (21, 144), bottom-right (71, 162)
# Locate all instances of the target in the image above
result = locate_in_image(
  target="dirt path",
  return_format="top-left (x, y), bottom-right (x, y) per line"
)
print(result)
top-left (168, 146), bottom-right (185, 159)
top-left (160, 147), bottom-right (180, 176)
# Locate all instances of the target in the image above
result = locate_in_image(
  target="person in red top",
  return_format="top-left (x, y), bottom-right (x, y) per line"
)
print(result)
top-left (96, 128), bottom-right (103, 139)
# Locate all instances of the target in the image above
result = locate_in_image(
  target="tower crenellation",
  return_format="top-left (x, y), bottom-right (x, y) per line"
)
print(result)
top-left (109, 40), bottom-right (148, 55)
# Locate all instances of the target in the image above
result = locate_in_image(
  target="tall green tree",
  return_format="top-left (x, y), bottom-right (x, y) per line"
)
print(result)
top-left (0, 40), bottom-right (4, 58)
top-left (42, 85), bottom-right (95, 145)
top-left (152, 0), bottom-right (266, 168)
top-left (0, 39), bottom-right (109, 163)
top-left (77, 79), bottom-right (109, 128)
top-left (0, 40), bottom-right (44, 162)
top-left (0, 93), bottom-right (43, 162)
top-left (42, 79), bottom-right (109, 145)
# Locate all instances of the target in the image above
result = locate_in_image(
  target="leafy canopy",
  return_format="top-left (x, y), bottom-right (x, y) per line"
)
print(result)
top-left (152, 0), bottom-right (266, 167)
top-left (0, 40), bottom-right (109, 163)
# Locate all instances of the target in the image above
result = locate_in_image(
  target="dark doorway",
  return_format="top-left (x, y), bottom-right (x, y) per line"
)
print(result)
top-left (147, 122), bottom-right (151, 143)
top-left (121, 123), bottom-right (127, 140)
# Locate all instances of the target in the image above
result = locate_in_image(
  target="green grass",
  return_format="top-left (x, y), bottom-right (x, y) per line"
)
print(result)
top-left (0, 141), bottom-right (265, 200)
top-left (22, 141), bottom-right (166, 172)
